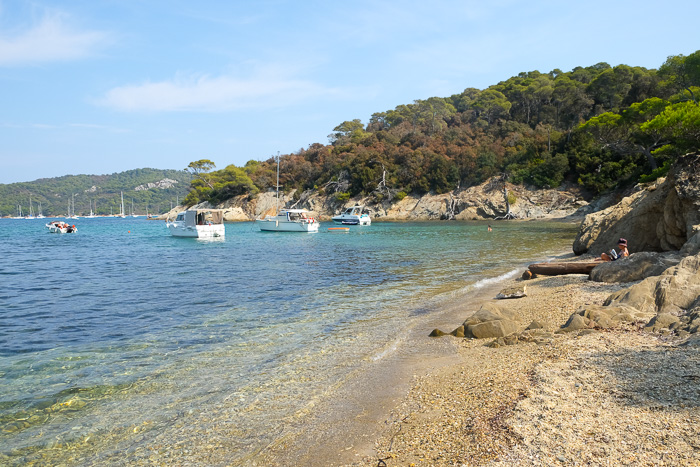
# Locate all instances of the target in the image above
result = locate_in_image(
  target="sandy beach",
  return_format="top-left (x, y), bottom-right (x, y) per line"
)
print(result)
top-left (349, 272), bottom-right (700, 466)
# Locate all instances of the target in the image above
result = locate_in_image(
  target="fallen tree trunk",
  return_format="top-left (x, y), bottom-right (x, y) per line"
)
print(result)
top-left (527, 262), bottom-right (600, 276)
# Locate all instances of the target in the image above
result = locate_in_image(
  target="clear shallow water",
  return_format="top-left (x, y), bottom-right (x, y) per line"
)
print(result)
top-left (0, 217), bottom-right (576, 464)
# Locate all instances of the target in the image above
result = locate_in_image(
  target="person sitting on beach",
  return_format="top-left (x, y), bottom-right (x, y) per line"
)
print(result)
top-left (601, 238), bottom-right (629, 261)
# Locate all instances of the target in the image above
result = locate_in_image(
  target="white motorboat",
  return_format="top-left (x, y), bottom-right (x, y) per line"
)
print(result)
top-left (255, 151), bottom-right (318, 232)
top-left (46, 221), bottom-right (78, 233)
top-left (332, 205), bottom-right (371, 225)
top-left (256, 209), bottom-right (319, 232)
top-left (166, 209), bottom-right (225, 238)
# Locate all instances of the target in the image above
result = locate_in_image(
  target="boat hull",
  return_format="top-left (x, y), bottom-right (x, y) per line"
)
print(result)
top-left (256, 219), bottom-right (319, 232)
top-left (167, 224), bottom-right (225, 238)
top-left (331, 215), bottom-right (371, 226)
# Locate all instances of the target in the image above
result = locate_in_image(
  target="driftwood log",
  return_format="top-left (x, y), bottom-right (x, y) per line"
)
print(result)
top-left (527, 262), bottom-right (599, 276)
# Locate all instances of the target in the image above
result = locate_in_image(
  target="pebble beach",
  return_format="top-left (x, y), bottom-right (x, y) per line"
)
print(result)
top-left (351, 272), bottom-right (700, 466)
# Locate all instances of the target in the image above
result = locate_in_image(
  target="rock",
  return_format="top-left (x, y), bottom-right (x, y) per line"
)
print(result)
top-left (573, 153), bottom-right (700, 255)
top-left (679, 335), bottom-right (700, 347)
top-left (462, 303), bottom-right (522, 339)
top-left (466, 319), bottom-right (521, 339)
top-left (559, 305), bottom-right (655, 333)
top-left (429, 329), bottom-right (447, 337)
top-left (495, 285), bottom-right (527, 299)
top-left (589, 251), bottom-right (681, 283)
top-left (526, 320), bottom-right (545, 330)
top-left (558, 314), bottom-right (593, 333)
top-left (450, 326), bottom-right (465, 337)
top-left (604, 253), bottom-right (700, 315)
top-left (645, 313), bottom-right (681, 333)
top-left (680, 232), bottom-right (700, 256)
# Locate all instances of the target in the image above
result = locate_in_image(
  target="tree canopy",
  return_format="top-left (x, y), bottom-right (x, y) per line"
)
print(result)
top-left (182, 50), bottom-right (700, 207)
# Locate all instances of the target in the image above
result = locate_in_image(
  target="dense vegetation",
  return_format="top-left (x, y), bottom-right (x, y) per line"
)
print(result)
top-left (0, 169), bottom-right (192, 217)
top-left (184, 50), bottom-right (700, 207)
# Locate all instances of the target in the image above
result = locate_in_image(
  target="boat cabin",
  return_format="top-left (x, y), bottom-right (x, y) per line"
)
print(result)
top-left (176, 210), bottom-right (224, 226)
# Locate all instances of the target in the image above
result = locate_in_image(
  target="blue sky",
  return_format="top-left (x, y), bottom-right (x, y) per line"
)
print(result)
top-left (0, 0), bottom-right (697, 184)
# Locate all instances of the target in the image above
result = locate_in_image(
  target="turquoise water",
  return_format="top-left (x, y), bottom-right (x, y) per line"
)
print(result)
top-left (0, 217), bottom-right (576, 464)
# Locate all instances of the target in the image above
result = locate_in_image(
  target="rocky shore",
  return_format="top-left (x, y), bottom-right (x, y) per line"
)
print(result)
top-left (159, 177), bottom-right (592, 223)
top-left (352, 272), bottom-right (699, 466)
top-left (348, 153), bottom-right (700, 466)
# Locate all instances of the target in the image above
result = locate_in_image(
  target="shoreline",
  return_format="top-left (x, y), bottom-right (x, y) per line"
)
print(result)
top-left (349, 273), bottom-right (700, 466)
top-left (258, 250), bottom-right (579, 466)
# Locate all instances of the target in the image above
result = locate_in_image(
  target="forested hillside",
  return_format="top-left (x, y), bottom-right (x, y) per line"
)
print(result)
top-left (0, 169), bottom-right (192, 217)
top-left (184, 50), bottom-right (700, 207)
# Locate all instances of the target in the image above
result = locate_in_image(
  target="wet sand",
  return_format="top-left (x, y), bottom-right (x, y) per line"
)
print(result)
top-left (257, 272), bottom-right (516, 466)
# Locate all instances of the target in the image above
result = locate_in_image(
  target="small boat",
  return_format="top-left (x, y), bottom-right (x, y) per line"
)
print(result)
top-left (255, 152), bottom-right (319, 233)
top-left (166, 209), bottom-right (225, 238)
top-left (332, 206), bottom-right (371, 225)
top-left (46, 221), bottom-right (78, 234)
top-left (256, 209), bottom-right (319, 232)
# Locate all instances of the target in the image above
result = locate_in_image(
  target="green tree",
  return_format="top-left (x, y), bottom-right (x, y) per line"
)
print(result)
top-left (186, 159), bottom-right (216, 189)
top-left (659, 51), bottom-right (700, 103)
top-left (329, 119), bottom-right (366, 145)
top-left (641, 101), bottom-right (700, 154)
top-left (472, 90), bottom-right (512, 124)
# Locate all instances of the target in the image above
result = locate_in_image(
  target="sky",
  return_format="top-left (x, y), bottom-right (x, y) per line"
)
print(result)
top-left (0, 0), bottom-right (697, 185)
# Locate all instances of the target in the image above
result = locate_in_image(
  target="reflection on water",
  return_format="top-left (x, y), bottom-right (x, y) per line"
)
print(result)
top-left (0, 218), bottom-right (577, 464)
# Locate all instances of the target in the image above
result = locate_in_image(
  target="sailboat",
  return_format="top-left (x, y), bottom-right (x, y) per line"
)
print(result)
top-left (25, 196), bottom-right (35, 219)
top-left (86, 200), bottom-right (96, 218)
top-left (117, 192), bottom-right (126, 218)
top-left (131, 199), bottom-right (139, 217)
top-left (36, 202), bottom-right (45, 219)
top-left (68, 193), bottom-right (79, 219)
top-left (255, 152), bottom-right (319, 232)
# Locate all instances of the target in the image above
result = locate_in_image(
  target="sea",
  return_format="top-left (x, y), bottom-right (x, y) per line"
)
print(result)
top-left (0, 217), bottom-right (577, 465)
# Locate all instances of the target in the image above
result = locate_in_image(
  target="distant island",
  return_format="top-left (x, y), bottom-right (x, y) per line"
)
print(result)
top-left (0, 168), bottom-right (192, 217)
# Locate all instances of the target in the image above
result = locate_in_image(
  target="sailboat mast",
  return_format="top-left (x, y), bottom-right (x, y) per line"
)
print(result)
top-left (276, 151), bottom-right (280, 213)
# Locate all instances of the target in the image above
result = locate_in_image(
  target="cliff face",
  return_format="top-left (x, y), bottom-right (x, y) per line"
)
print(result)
top-left (163, 177), bottom-right (589, 222)
top-left (573, 153), bottom-right (700, 255)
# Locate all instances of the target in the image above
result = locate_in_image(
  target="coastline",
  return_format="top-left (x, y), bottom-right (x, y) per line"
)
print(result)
top-left (349, 273), bottom-right (700, 466)
top-left (257, 250), bottom-right (578, 466)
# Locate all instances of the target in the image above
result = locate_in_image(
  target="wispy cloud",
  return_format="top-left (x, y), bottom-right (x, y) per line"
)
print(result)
top-left (97, 70), bottom-right (341, 112)
top-left (0, 10), bottom-right (109, 66)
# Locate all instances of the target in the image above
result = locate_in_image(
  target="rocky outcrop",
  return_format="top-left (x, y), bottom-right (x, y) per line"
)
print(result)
top-left (573, 153), bottom-right (700, 255)
top-left (134, 178), bottom-right (178, 191)
top-left (589, 251), bottom-right (682, 283)
top-left (160, 176), bottom-right (587, 222)
top-left (604, 253), bottom-right (700, 316)
top-left (561, 251), bottom-right (700, 337)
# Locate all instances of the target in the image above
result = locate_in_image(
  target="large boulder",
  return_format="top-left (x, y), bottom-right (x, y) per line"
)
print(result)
top-left (573, 153), bottom-right (700, 255)
top-left (462, 303), bottom-right (522, 339)
top-left (604, 253), bottom-right (700, 315)
top-left (589, 251), bottom-right (681, 283)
